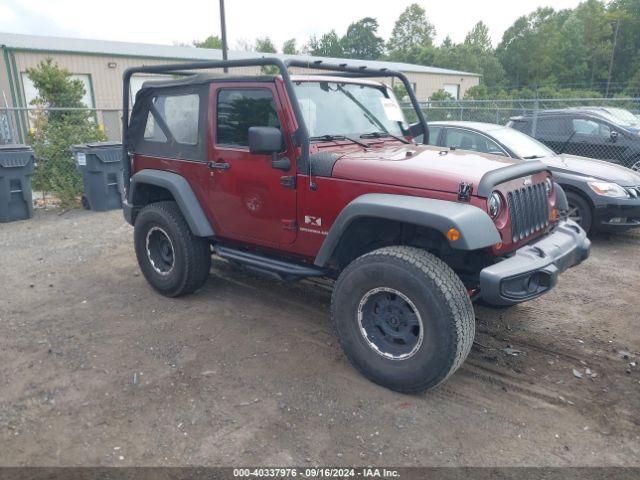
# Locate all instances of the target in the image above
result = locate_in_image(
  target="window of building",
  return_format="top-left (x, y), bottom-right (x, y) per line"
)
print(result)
top-left (216, 89), bottom-right (280, 147)
top-left (442, 84), bottom-right (460, 100)
top-left (21, 72), bottom-right (95, 108)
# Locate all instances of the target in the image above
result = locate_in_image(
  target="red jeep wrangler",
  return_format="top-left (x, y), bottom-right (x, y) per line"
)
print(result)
top-left (121, 58), bottom-right (590, 393)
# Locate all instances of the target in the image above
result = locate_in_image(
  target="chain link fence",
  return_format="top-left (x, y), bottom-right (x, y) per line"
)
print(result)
top-left (0, 107), bottom-right (122, 208)
top-left (403, 97), bottom-right (640, 170)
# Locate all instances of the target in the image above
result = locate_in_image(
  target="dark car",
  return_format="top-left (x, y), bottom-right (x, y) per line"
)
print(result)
top-left (576, 107), bottom-right (640, 134)
top-left (428, 121), bottom-right (640, 234)
top-left (507, 109), bottom-right (640, 171)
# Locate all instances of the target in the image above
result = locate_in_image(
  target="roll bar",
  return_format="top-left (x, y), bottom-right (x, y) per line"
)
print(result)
top-left (122, 57), bottom-right (429, 196)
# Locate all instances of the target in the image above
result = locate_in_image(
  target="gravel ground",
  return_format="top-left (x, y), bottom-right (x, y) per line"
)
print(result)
top-left (0, 209), bottom-right (639, 466)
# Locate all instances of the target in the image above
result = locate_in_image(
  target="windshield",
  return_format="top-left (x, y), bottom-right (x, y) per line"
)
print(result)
top-left (604, 108), bottom-right (640, 126)
top-left (490, 127), bottom-right (555, 159)
top-left (293, 81), bottom-right (408, 138)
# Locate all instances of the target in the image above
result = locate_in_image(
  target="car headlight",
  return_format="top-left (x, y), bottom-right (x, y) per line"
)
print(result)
top-left (587, 181), bottom-right (629, 198)
top-left (544, 178), bottom-right (553, 196)
top-left (488, 192), bottom-right (503, 219)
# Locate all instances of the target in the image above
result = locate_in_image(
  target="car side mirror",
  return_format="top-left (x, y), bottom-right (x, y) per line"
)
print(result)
top-left (248, 126), bottom-right (284, 154)
top-left (408, 122), bottom-right (428, 144)
top-left (610, 130), bottom-right (619, 143)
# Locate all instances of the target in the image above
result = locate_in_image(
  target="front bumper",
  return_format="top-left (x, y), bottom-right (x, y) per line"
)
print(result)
top-left (594, 201), bottom-right (640, 232)
top-left (479, 219), bottom-right (590, 306)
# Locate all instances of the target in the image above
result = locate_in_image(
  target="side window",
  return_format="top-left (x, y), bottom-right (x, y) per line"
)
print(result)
top-left (427, 126), bottom-right (441, 146)
top-left (144, 93), bottom-right (199, 145)
top-left (217, 89), bottom-right (281, 147)
top-left (444, 129), bottom-right (504, 155)
top-left (573, 118), bottom-right (611, 138)
top-left (536, 117), bottom-right (571, 137)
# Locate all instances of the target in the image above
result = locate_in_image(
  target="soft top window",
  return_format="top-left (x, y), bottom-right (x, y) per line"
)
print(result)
top-left (130, 85), bottom-right (207, 161)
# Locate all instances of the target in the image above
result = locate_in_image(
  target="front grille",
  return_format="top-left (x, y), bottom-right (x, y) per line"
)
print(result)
top-left (624, 186), bottom-right (640, 198)
top-left (507, 183), bottom-right (550, 242)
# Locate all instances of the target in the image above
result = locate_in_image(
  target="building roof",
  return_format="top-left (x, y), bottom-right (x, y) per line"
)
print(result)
top-left (0, 31), bottom-right (480, 77)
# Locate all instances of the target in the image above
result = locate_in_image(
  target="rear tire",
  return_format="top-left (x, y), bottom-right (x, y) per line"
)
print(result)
top-left (331, 246), bottom-right (475, 393)
top-left (566, 191), bottom-right (593, 234)
top-left (134, 201), bottom-right (211, 297)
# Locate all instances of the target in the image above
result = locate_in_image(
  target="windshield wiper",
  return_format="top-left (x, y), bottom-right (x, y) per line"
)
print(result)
top-left (360, 131), bottom-right (410, 144)
top-left (309, 134), bottom-right (370, 148)
top-left (522, 155), bottom-right (544, 159)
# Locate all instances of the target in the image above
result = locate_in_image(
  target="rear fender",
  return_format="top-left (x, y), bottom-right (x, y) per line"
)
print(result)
top-left (126, 169), bottom-right (214, 237)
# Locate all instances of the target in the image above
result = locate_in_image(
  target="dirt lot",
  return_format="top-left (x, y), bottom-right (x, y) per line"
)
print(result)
top-left (1, 209), bottom-right (639, 467)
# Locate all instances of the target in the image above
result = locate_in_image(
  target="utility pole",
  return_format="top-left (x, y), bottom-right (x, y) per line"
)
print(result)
top-left (219, 0), bottom-right (228, 73)
top-left (606, 20), bottom-right (620, 98)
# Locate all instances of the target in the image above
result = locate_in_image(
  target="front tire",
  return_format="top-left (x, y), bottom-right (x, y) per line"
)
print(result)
top-left (331, 246), bottom-right (475, 393)
top-left (134, 201), bottom-right (211, 297)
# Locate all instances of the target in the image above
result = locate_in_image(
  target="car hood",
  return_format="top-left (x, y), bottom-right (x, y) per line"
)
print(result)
top-left (331, 144), bottom-right (521, 195)
top-left (540, 154), bottom-right (640, 186)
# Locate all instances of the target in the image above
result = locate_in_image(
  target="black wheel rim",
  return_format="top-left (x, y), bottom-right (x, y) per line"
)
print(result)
top-left (357, 287), bottom-right (424, 360)
top-left (145, 226), bottom-right (175, 275)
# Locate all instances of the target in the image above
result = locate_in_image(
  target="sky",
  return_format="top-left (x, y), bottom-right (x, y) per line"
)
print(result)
top-left (0, 0), bottom-right (585, 50)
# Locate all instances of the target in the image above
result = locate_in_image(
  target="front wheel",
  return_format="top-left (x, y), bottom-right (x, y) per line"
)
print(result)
top-left (331, 246), bottom-right (475, 393)
top-left (134, 201), bottom-right (211, 297)
top-left (566, 191), bottom-right (593, 234)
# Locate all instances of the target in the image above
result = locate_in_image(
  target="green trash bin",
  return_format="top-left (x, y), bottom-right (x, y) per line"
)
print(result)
top-left (72, 141), bottom-right (123, 212)
top-left (0, 144), bottom-right (34, 223)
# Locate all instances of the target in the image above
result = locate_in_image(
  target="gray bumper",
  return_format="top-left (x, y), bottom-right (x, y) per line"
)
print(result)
top-left (122, 200), bottom-right (135, 226)
top-left (479, 219), bottom-right (591, 306)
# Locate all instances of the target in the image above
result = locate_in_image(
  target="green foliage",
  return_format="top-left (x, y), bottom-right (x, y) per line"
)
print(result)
top-left (307, 30), bottom-right (344, 57)
top-left (430, 89), bottom-right (454, 101)
top-left (341, 17), bottom-right (384, 60)
top-left (193, 35), bottom-right (222, 49)
top-left (282, 38), bottom-right (298, 55)
top-left (386, 4), bottom-right (435, 63)
top-left (26, 59), bottom-right (105, 207)
top-left (255, 37), bottom-right (277, 53)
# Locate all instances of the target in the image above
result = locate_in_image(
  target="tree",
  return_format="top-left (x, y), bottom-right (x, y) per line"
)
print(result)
top-left (306, 30), bottom-right (344, 57)
top-left (341, 17), bottom-right (384, 60)
top-left (26, 59), bottom-right (105, 206)
top-left (430, 89), bottom-right (454, 101)
top-left (387, 4), bottom-right (435, 63)
top-left (193, 35), bottom-right (222, 49)
top-left (282, 38), bottom-right (298, 55)
top-left (464, 21), bottom-right (492, 54)
top-left (255, 37), bottom-right (277, 53)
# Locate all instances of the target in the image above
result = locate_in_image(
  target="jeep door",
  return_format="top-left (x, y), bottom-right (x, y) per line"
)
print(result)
top-left (206, 82), bottom-right (297, 247)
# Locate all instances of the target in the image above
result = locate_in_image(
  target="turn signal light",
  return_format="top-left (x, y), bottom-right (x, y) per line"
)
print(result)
top-left (550, 208), bottom-right (558, 221)
top-left (447, 228), bottom-right (461, 242)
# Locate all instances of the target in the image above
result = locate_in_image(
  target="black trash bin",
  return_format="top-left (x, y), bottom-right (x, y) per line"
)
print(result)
top-left (0, 144), bottom-right (35, 223)
top-left (72, 141), bottom-right (123, 212)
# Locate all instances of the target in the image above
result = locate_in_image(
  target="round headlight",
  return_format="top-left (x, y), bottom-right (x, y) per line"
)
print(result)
top-left (488, 192), bottom-right (502, 219)
top-left (545, 178), bottom-right (553, 196)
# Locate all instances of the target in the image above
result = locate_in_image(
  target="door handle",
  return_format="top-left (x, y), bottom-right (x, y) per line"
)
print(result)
top-left (209, 161), bottom-right (231, 170)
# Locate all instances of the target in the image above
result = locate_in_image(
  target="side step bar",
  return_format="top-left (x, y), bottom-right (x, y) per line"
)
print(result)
top-left (215, 245), bottom-right (327, 281)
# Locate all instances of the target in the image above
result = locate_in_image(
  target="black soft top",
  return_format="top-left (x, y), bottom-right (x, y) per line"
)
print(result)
top-left (139, 73), bottom-right (276, 90)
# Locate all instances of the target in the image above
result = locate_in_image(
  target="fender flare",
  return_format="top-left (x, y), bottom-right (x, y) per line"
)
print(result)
top-left (127, 169), bottom-right (214, 237)
top-left (314, 193), bottom-right (501, 267)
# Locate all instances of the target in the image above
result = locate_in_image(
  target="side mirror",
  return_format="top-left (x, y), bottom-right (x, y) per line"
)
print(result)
top-left (248, 126), bottom-right (284, 154)
top-left (610, 130), bottom-right (619, 143)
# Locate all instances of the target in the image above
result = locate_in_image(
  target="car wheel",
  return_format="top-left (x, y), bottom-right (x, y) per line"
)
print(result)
top-left (630, 159), bottom-right (640, 172)
top-left (331, 246), bottom-right (475, 393)
top-left (565, 191), bottom-right (593, 234)
top-left (134, 201), bottom-right (211, 297)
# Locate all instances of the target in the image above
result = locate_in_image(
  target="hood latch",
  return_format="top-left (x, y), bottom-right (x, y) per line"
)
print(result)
top-left (458, 182), bottom-right (473, 202)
